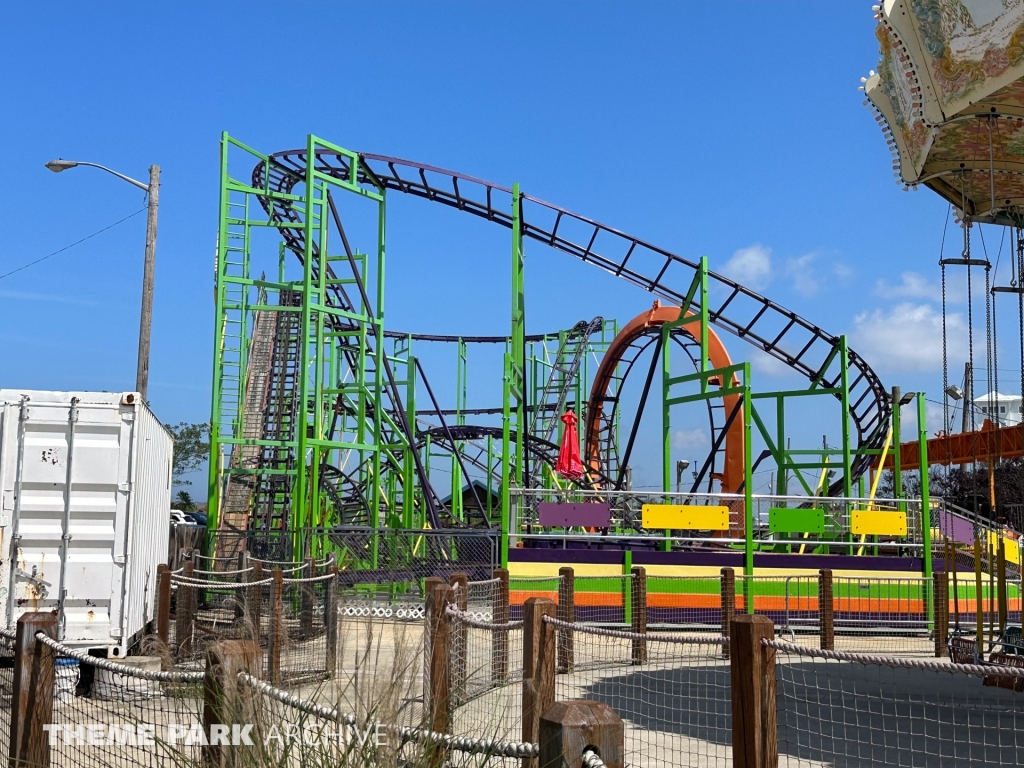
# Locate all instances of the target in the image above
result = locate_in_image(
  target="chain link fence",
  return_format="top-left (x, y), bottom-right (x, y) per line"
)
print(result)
top-left (769, 639), bottom-right (1024, 766)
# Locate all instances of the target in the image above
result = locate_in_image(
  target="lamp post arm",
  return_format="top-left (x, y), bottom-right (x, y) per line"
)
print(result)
top-left (74, 162), bottom-right (150, 192)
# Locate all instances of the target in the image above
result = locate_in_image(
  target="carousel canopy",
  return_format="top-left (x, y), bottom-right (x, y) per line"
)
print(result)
top-left (865, 0), bottom-right (1024, 224)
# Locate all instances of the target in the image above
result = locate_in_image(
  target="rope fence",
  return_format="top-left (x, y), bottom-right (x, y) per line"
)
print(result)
top-left (767, 635), bottom-right (1024, 766)
top-left (6, 559), bottom-right (1024, 768)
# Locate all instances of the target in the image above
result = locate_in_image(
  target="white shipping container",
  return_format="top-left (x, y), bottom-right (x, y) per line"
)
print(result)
top-left (0, 390), bottom-right (172, 657)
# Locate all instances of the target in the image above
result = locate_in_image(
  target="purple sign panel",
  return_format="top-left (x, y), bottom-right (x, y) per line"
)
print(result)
top-left (936, 508), bottom-right (974, 546)
top-left (538, 502), bottom-right (611, 528)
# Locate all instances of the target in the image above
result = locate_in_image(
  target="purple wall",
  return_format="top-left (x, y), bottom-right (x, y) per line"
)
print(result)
top-left (538, 502), bottom-right (611, 528)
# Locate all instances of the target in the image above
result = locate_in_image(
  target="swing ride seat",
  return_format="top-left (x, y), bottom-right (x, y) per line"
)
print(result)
top-left (998, 625), bottom-right (1024, 657)
top-left (949, 635), bottom-right (977, 665)
top-left (984, 652), bottom-right (1024, 693)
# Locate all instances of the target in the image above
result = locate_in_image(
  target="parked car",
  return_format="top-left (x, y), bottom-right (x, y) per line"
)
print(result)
top-left (185, 512), bottom-right (208, 527)
top-left (170, 510), bottom-right (189, 526)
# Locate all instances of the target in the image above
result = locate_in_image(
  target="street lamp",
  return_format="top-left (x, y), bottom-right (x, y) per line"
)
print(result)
top-left (675, 459), bottom-right (690, 493)
top-left (45, 159), bottom-right (160, 401)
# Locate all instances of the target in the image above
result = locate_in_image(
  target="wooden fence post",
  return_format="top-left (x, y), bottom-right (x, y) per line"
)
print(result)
top-left (493, 567), bottom-right (510, 683)
top-left (325, 564), bottom-right (338, 678)
top-left (557, 567), bottom-right (575, 673)
top-left (934, 570), bottom-right (949, 658)
top-left (730, 614), bottom-right (778, 768)
top-left (522, 597), bottom-right (557, 768)
top-left (10, 612), bottom-right (58, 768)
top-left (299, 557), bottom-right (316, 639)
top-left (233, 552), bottom-right (248, 622)
top-left (177, 560), bottom-right (197, 658)
top-left (157, 563), bottom-right (171, 652)
top-left (539, 700), bottom-right (624, 768)
top-left (425, 581), bottom-right (453, 768)
top-left (423, 576), bottom-right (443, 708)
top-left (203, 639), bottom-right (263, 768)
top-left (268, 568), bottom-right (283, 685)
top-left (449, 571), bottom-right (468, 703)
top-left (631, 567), bottom-right (647, 664)
top-left (245, 560), bottom-right (263, 644)
top-left (818, 569), bottom-right (834, 651)
top-left (721, 567), bottom-right (735, 659)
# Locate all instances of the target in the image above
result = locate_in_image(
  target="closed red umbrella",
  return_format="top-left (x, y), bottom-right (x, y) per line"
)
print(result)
top-left (555, 410), bottom-right (584, 481)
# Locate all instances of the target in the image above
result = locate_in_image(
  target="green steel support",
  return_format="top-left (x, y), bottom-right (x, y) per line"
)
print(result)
top-left (892, 386), bottom-right (903, 501)
top-left (209, 134), bottom-right (396, 561)
top-left (699, 257), bottom-right (709, 385)
top-left (776, 397), bottom-right (787, 497)
top-left (501, 350), bottom-right (512, 566)
top-left (623, 550), bottom-right (633, 625)
top-left (451, 339), bottom-right (467, 522)
top-left (662, 323), bottom-right (673, 495)
top-left (501, 183), bottom-right (526, 567)
top-left (404, 342), bottom-right (417, 529)
top-left (208, 133), bottom-right (234, 532)
top-left (743, 362), bottom-right (754, 607)
top-left (662, 259), bottom-right (709, 494)
top-left (840, 336), bottom-right (853, 498)
top-left (292, 134), bottom-right (318, 536)
top-left (918, 392), bottom-right (932, 579)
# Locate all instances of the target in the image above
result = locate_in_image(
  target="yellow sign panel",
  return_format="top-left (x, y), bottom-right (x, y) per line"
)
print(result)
top-left (987, 531), bottom-right (1022, 566)
top-left (851, 510), bottom-right (907, 537)
top-left (1006, 538), bottom-right (1021, 566)
top-left (642, 504), bottom-right (730, 530)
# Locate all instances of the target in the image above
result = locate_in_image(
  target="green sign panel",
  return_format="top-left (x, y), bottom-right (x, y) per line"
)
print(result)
top-left (768, 507), bottom-right (825, 535)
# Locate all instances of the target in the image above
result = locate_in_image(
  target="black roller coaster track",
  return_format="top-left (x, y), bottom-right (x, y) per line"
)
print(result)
top-left (254, 149), bottom-right (890, 495)
top-left (321, 424), bottom-right (616, 530)
top-left (417, 425), bottom-right (617, 492)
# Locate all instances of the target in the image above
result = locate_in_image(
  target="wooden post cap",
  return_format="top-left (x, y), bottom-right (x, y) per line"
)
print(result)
top-left (539, 700), bottom-right (624, 768)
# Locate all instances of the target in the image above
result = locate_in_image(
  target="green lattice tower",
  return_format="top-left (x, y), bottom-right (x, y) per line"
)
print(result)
top-left (658, 257), bottom-right (932, 586)
top-left (209, 134), bottom-right (411, 557)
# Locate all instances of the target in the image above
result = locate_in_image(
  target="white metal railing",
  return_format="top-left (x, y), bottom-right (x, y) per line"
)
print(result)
top-left (510, 488), bottom-right (927, 546)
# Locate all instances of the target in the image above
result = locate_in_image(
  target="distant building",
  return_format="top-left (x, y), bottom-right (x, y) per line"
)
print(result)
top-left (973, 391), bottom-right (1022, 426)
top-left (440, 480), bottom-right (502, 527)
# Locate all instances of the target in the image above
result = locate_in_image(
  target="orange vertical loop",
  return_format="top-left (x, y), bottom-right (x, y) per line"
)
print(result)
top-left (585, 303), bottom-right (744, 495)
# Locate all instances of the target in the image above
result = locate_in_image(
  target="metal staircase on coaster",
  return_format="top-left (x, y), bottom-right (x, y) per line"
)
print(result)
top-left (527, 317), bottom-right (604, 487)
top-left (245, 148), bottom-right (890, 526)
top-left (250, 289), bottom-right (303, 532)
top-left (217, 284), bottom-right (275, 556)
top-left (217, 288), bottom-right (305, 556)
top-left (247, 165), bottom-right (461, 532)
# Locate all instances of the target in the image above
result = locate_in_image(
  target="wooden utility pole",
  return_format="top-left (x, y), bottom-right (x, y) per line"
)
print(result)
top-left (136, 164), bottom-right (159, 400)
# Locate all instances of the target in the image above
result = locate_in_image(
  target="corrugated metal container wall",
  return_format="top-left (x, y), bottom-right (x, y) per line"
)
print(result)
top-left (120, 401), bottom-right (173, 653)
top-left (0, 390), bottom-right (172, 657)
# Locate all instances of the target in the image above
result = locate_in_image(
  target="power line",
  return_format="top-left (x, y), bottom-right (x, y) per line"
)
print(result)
top-left (0, 208), bottom-right (146, 281)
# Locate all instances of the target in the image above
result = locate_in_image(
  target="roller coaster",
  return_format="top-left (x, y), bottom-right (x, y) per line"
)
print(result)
top-left (206, 133), bottom-right (993, 581)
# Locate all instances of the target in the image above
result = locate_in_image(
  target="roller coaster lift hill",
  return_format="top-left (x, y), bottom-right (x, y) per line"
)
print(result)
top-left (206, 132), bottom-right (981, 588)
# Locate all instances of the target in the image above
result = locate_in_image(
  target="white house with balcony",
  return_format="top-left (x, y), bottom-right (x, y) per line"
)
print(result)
top-left (973, 391), bottom-right (1023, 427)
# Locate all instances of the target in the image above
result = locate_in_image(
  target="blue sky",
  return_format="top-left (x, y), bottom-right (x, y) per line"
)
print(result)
top-left (0, 3), bottom-right (999, 493)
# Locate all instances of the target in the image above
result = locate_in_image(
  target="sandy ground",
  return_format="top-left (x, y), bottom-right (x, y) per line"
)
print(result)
top-left (14, 614), bottom-right (1024, 767)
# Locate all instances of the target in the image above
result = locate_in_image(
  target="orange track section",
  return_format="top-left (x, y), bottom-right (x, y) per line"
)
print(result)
top-left (882, 420), bottom-right (1024, 471)
top-left (584, 303), bottom-right (744, 493)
